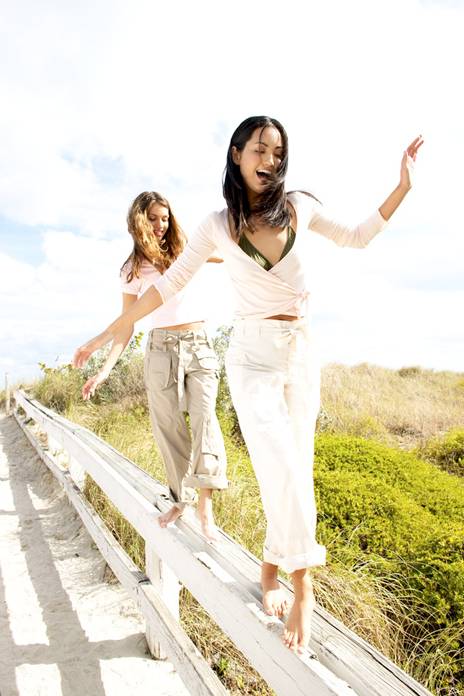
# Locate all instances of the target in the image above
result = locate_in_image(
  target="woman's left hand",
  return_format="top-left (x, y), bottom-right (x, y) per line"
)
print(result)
top-left (400, 135), bottom-right (424, 191)
top-left (73, 330), bottom-right (111, 369)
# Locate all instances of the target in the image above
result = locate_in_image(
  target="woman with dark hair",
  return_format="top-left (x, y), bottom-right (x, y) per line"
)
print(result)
top-left (81, 191), bottom-right (227, 541)
top-left (74, 118), bottom-right (423, 652)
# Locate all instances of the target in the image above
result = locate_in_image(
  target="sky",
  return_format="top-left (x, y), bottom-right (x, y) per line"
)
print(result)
top-left (1, 0), bottom-right (463, 385)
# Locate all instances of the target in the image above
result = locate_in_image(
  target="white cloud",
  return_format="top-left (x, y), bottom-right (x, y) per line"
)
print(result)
top-left (1, 0), bottom-right (463, 381)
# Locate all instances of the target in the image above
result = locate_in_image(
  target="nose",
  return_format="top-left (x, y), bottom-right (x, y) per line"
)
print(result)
top-left (262, 152), bottom-right (275, 169)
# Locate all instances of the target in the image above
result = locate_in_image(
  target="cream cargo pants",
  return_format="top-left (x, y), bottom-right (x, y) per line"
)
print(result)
top-left (144, 327), bottom-right (228, 509)
top-left (225, 318), bottom-right (326, 573)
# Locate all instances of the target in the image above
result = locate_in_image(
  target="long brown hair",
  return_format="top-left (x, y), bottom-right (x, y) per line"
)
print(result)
top-left (223, 116), bottom-right (290, 238)
top-left (121, 191), bottom-right (186, 282)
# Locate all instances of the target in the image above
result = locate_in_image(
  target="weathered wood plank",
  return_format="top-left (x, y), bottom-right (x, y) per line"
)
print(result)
top-left (145, 544), bottom-right (181, 659)
top-left (14, 390), bottom-right (356, 696)
top-left (14, 410), bottom-right (228, 696)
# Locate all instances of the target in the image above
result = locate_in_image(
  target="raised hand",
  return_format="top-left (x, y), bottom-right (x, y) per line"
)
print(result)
top-left (400, 135), bottom-right (424, 191)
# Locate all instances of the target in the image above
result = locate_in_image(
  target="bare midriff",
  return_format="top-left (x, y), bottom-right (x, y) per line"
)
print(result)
top-left (265, 314), bottom-right (299, 321)
top-left (158, 321), bottom-right (205, 331)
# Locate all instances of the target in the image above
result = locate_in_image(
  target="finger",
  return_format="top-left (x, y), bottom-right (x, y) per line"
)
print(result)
top-left (406, 136), bottom-right (424, 158)
top-left (407, 135), bottom-right (423, 151)
top-left (77, 353), bottom-right (89, 368)
top-left (73, 350), bottom-right (87, 368)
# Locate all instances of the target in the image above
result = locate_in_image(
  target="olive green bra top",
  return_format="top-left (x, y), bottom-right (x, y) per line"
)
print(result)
top-left (238, 226), bottom-right (296, 271)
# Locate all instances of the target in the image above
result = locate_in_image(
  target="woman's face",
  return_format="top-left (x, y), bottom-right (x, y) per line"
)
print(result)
top-left (147, 202), bottom-right (170, 241)
top-left (232, 125), bottom-right (283, 201)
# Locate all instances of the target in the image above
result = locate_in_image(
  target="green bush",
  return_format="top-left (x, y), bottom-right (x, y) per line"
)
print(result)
top-left (397, 365), bottom-right (422, 378)
top-left (213, 326), bottom-right (244, 444)
top-left (34, 362), bottom-right (84, 412)
top-left (314, 434), bottom-right (464, 685)
top-left (419, 430), bottom-right (464, 477)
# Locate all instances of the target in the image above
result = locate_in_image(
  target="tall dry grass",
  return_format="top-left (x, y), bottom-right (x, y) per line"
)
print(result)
top-left (320, 363), bottom-right (464, 448)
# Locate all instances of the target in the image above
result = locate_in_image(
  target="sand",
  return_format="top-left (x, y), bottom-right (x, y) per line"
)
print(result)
top-left (0, 414), bottom-right (190, 696)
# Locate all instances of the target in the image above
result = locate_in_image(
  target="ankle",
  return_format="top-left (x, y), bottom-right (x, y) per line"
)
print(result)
top-left (261, 562), bottom-right (279, 580)
top-left (291, 570), bottom-right (313, 599)
top-left (198, 488), bottom-right (213, 508)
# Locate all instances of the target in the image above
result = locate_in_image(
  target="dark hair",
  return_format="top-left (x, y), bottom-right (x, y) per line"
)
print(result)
top-left (223, 116), bottom-right (291, 238)
top-left (121, 191), bottom-right (186, 282)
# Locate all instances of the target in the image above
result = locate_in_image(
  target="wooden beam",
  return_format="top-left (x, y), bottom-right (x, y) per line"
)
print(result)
top-left (14, 390), bottom-right (432, 696)
top-left (14, 410), bottom-right (228, 696)
top-left (14, 390), bottom-right (356, 696)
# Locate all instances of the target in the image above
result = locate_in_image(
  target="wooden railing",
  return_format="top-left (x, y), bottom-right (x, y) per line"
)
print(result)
top-left (12, 389), bottom-right (432, 696)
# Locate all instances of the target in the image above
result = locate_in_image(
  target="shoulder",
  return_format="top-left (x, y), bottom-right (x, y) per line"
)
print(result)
top-left (287, 191), bottom-right (320, 229)
top-left (120, 259), bottom-right (160, 292)
top-left (191, 209), bottom-right (228, 243)
top-left (198, 209), bottom-right (227, 231)
top-left (120, 264), bottom-right (139, 294)
top-left (287, 190), bottom-right (320, 210)
top-left (120, 259), bottom-right (133, 284)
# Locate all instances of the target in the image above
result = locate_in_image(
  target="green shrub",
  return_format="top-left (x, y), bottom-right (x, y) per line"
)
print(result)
top-left (34, 362), bottom-right (84, 412)
top-left (314, 434), bottom-right (464, 685)
top-left (398, 366), bottom-right (422, 378)
top-left (419, 430), bottom-right (464, 477)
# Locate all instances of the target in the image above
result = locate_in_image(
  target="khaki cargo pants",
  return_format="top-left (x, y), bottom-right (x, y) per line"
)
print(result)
top-left (144, 327), bottom-right (228, 509)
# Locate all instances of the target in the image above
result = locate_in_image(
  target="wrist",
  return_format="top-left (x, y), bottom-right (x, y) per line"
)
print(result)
top-left (398, 181), bottom-right (412, 195)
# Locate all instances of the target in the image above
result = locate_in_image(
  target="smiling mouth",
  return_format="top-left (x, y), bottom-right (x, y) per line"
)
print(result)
top-left (256, 169), bottom-right (272, 183)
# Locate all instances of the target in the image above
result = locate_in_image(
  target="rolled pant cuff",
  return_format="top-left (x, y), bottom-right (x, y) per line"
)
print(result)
top-left (263, 544), bottom-right (326, 573)
top-left (184, 474), bottom-right (229, 490)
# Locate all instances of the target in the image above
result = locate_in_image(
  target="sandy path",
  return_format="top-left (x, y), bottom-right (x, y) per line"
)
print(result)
top-left (0, 414), bottom-right (190, 696)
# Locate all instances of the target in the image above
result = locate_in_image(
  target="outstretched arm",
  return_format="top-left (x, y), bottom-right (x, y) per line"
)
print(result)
top-left (81, 293), bottom-right (137, 398)
top-left (73, 215), bottom-right (218, 369)
top-left (73, 286), bottom-right (162, 369)
top-left (307, 136), bottom-right (424, 247)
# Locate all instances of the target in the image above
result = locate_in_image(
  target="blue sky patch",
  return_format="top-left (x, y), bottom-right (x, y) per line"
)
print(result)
top-left (0, 216), bottom-right (46, 265)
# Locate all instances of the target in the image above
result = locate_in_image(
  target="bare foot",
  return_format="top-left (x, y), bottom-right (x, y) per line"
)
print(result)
top-left (282, 570), bottom-right (314, 653)
top-left (261, 562), bottom-right (289, 618)
top-left (158, 505), bottom-right (183, 528)
top-left (197, 489), bottom-right (220, 542)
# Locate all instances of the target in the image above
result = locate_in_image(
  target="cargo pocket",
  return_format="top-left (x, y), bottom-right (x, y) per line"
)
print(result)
top-left (201, 414), bottom-right (220, 457)
top-left (193, 345), bottom-right (219, 372)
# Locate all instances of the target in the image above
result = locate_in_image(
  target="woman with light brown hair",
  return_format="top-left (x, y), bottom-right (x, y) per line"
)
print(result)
top-left (82, 191), bottom-right (227, 539)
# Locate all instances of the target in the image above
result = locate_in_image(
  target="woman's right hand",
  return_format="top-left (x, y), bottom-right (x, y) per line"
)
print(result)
top-left (82, 371), bottom-right (108, 400)
top-left (73, 328), bottom-right (114, 369)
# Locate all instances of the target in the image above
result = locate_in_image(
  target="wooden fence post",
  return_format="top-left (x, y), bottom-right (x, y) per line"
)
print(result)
top-left (5, 373), bottom-right (10, 416)
top-left (68, 456), bottom-right (87, 491)
top-left (145, 543), bottom-right (181, 659)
